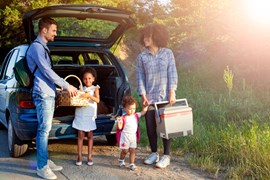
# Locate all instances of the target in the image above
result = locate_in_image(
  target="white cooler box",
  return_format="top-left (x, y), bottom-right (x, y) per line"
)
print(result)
top-left (154, 99), bottom-right (193, 139)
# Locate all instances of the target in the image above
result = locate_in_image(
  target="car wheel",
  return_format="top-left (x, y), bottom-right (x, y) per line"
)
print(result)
top-left (8, 118), bottom-right (28, 157)
top-left (0, 122), bottom-right (5, 130)
top-left (106, 134), bottom-right (117, 146)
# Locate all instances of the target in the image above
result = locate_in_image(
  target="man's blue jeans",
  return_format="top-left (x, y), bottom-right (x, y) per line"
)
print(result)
top-left (32, 92), bottom-right (55, 169)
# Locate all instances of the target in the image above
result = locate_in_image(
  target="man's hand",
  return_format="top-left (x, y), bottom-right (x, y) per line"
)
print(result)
top-left (66, 84), bottom-right (78, 97)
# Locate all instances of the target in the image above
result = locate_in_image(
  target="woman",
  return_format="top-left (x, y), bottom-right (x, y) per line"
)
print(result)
top-left (136, 23), bottom-right (178, 168)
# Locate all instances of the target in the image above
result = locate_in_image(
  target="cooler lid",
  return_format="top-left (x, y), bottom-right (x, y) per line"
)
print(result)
top-left (159, 106), bottom-right (192, 115)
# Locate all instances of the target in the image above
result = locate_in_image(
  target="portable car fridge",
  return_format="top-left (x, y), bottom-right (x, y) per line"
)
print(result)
top-left (154, 99), bottom-right (193, 139)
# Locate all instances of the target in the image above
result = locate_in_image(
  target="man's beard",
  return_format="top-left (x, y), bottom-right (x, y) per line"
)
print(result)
top-left (46, 35), bottom-right (55, 42)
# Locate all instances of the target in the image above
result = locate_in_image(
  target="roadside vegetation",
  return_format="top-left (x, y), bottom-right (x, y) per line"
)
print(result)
top-left (176, 64), bottom-right (269, 179)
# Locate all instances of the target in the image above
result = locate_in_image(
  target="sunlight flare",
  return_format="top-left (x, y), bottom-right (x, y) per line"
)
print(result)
top-left (245, 0), bottom-right (270, 24)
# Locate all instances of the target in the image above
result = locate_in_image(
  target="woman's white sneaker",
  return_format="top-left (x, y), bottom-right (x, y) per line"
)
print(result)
top-left (155, 155), bottom-right (170, 168)
top-left (144, 152), bottom-right (159, 165)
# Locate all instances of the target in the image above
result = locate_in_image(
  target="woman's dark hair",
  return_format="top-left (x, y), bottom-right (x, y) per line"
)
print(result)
top-left (139, 23), bottom-right (169, 48)
top-left (80, 67), bottom-right (97, 84)
top-left (121, 96), bottom-right (138, 108)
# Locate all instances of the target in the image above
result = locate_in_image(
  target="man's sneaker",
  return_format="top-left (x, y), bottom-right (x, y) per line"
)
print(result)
top-left (155, 155), bottom-right (170, 168)
top-left (48, 159), bottom-right (63, 171)
top-left (129, 163), bottom-right (137, 171)
top-left (118, 158), bottom-right (125, 168)
top-left (144, 152), bottom-right (159, 165)
top-left (37, 165), bottom-right (57, 180)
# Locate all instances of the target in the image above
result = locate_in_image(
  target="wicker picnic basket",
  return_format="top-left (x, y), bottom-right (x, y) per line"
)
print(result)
top-left (56, 74), bottom-right (89, 107)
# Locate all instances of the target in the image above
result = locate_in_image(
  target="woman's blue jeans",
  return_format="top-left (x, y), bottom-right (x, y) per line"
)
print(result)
top-left (32, 92), bottom-right (55, 169)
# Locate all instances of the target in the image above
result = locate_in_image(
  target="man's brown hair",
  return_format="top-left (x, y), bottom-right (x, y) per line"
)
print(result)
top-left (38, 17), bottom-right (57, 32)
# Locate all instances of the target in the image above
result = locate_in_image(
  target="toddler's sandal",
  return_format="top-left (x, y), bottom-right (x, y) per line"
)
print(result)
top-left (87, 160), bottom-right (94, 166)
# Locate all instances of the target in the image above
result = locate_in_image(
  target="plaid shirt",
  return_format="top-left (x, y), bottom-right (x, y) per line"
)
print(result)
top-left (136, 48), bottom-right (178, 104)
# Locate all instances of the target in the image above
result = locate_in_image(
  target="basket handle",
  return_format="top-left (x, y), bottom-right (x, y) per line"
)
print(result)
top-left (63, 74), bottom-right (83, 90)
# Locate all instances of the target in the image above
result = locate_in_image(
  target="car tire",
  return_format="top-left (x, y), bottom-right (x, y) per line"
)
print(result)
top-left (106, 134), bottom-right (117, 146)
top-left (8, 118), bottom-right (28, 157)
top-left (0, 122), bottom-right (5, 130)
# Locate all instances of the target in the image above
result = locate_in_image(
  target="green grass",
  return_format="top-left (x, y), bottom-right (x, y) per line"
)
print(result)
top-left (133, 62), bottom-right (270, 179)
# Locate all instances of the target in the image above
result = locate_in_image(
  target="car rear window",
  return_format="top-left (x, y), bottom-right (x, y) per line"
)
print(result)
top-left (33, 17), bottom-right (119, 40)
top-left (51, 52), bottom-right (112, 65)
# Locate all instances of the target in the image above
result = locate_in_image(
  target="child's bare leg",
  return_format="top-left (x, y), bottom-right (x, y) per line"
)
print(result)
top-left (87, 131), bottom-right (93, 161)
top-left (118, 149), bottom-right (129, 167)
top-left (120, 149), bottom-right (129, 160)
top-left (129, 148), bottom-right (136, 164)
top-left (77, 130), bottom-right (85, 162)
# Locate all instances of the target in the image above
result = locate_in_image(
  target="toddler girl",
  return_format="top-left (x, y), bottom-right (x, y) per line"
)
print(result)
top-left (116, 96), bottom-right (147, 170)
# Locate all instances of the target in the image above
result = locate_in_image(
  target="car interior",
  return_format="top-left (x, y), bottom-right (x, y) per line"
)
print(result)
top-left (51, 51), bottom-right (120, 118)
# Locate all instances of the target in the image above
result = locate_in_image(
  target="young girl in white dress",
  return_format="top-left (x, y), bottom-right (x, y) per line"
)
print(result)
top-left (72, 67), bottom-right (100, 166)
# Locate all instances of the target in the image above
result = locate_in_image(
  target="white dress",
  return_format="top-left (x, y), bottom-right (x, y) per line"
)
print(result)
top-left (72, 85), bottom-right (99, 132)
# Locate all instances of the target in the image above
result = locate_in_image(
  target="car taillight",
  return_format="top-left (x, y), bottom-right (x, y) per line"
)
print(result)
top-left (19, 101), bottom-right (35, 109)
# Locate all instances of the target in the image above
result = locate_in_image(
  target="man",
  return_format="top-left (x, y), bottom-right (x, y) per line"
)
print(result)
top-left (27, 17), bottom-right (78, 179)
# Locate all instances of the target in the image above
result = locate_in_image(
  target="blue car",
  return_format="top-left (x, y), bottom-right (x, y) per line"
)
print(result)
top-left (0, 4), bottom-right (135, 157)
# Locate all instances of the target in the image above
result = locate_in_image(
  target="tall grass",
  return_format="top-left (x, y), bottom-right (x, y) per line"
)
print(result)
top-left (174, 64), bottom-right (270, 179)
top-left (133, 62), bottom-right (270, 179)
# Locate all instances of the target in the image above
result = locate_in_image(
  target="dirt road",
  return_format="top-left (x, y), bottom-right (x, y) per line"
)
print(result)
top-left (0, 129), bottom-right (212, 179)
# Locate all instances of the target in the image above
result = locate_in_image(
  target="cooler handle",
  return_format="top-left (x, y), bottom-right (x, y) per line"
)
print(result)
top-left (154, 98), bottom-right (189, 124)
top-left (155, 98), bottom-right (188, 108)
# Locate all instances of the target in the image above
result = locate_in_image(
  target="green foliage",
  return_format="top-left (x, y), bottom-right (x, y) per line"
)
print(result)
top-left (219, 120), bottom-right (270, 179)
top-left (133, 0), bottom-right (168, 26)
top-left (169, 61), bottom-right (270, 179)
top-left (2, 6), bottom-right (20, 26)
top-left (0, 1), bottom-right (25, 47)
top-left (56, 17), bottom-right (117, 38)
top-left (187, 154), bottom-right (220, 176)
top-left (31, 0), bottom-right (49, 9)
top-left (223, 66), bottom-right (234, 98)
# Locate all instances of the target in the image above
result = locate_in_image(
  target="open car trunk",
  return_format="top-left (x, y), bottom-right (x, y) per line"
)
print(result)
top-left (48, 65), bottom-right (120, 139)
top-left (53, 65), bottom-right (120, 116)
